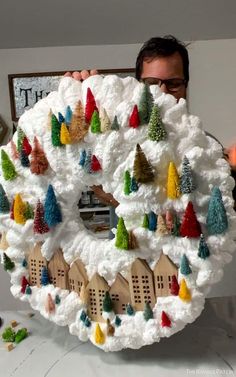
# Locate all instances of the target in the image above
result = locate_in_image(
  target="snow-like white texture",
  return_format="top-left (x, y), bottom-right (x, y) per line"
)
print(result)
top-left (1, 75), bottom-right (236, 352)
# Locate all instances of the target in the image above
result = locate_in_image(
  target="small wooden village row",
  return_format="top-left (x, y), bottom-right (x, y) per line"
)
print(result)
top-left (28, 243), bottom-right (178, 322)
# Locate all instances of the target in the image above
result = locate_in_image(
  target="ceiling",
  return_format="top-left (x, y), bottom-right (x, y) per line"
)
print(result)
top-left (1, 0), bottom-right (236, 49)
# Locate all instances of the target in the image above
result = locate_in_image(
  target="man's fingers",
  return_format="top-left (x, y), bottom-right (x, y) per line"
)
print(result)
top-left (72, 71), bottom-right (82, 81)
top-left (64, 70), bottom-right (99, 81)
top-left (81, 70), bottom-right (90, 80)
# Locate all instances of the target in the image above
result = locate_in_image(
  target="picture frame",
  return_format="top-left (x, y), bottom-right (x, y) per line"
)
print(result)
top-left (0, 115), bottom-right (8, 145)
top-left (8, 69), bottom-right (135, 122)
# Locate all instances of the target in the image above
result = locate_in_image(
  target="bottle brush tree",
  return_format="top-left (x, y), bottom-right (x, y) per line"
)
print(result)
top-left (41, 266), bottom-right (50, 286)
top-left (44, 185), bottom-right (62, 227)
top-left (178, 279), bottom-right (191, 302)
top-left (79, 149), bottom-right (87, 167)
top-left (180, 156), bottom-right (195, 194)
top-left (167, 161), bottom-right (180, 199)
top-left (138, 83), bottom-right (153, 124)
top-left (30, 137), bottom-right (49, 175)
top-left (148, 211), bottom-right (157, 231)
top-left (60, 123), bottom-right (71, 144)
top-left (206, 186), bottom-right (228, 235)
top-left (100, 107), bottom-right (111, 132)
top-left (3, 252), bottom-right (15, 271)
top-left (85, 88), bottom-right (98, 124)
top-left (102, 291), bottom-right (113, 312)
top-left (148, 104), bottom-right (167, 141)
top-left (126, 303), bottom-right (135, 316)
top-left (33, 200), bottom-right (50, 234)
top-left (130, 176), bottom-right (138, 192)
top-left (156, 214), bottom-right (168, 236)
top-left (143, 302), bottom-right (153, 321)
top-left (180, 201), bottom-right (201, 238)
top-left (115, 315), bottom-right (122, 327)
top-left (198, 234), bottom-right (210, 259)
top-left (91, 155), bottom-right (102, 172)
top-left (1, 150), bottom-right (17, 181)
top-left (180, 254), bottom-right (192, 275)
top-left (83, 149), bottom-right (92, 174)
top-left (142, 213), bottom-right (149, 229)
top-left (20, 149), bottom-right (30, 167)
top-left (124, 170), bottom-right (131, 195)
top-left (170, 275), bottom-right (179, 295)
top-left (94, 323), bottom-right (105, 345)
top-left (0, 183), bottom-right (10, 213)
top-left (22, 136), bottom-right (32, 156)
top-left (129, 105), bottom-right (140, 128)
top-left (115, 217), bottom-right (129, 250)
top-left (133, 144), bottom-right (155, 183)
top-left (90, 110), bottom-right (101, 133)
top-left (161, 311), bottom-right (171, 327)
top-left (70, 100), bottom-right (88, 143)
top-left (111, 115), bottom-right (120, 130)
top-left (51, 113), bottom-right (62, 147)
top-left (14, 194), bottom-right (26, 225)
top-left (65, 105), bottom-right (73, 125)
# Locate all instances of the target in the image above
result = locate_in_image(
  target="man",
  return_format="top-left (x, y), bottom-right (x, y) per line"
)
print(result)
top-left (66, 35), bottom-right (235, 208)
top-left (135, 35), bottom-right (188, 102)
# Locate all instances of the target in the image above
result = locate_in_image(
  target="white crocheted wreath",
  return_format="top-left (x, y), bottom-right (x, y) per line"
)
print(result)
top-left (0, 75), bottom-right (236, 352)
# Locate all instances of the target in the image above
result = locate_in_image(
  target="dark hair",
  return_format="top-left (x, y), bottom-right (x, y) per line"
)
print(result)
top-left (135, 35), bottom-right (189, 85)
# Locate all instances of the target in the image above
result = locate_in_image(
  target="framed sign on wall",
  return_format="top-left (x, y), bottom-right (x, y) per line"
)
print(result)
top-left (8, 69), bottom-right (135, 122)
top-left (0, 115), bottom-right (8, 145)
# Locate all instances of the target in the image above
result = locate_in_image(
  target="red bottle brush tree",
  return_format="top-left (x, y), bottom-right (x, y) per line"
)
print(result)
top-left (21, 276), bottom-right (29, 294)
top-left (129, 105), bottom-right (140, 128)
top-left (33, 200), bottom-right (50, 234)
top-left (161, 311), bottom-right (171, 327)
top-left (180, 201), bottom-right (202, 238)
top-left (85, 88), bottom-right (98, 124)
top-left (22, 137), bottom-right (32, 156)
top-left (91, 155), bottom-right (102, 172)
top-left (170, 275), bottom-right (179, 295)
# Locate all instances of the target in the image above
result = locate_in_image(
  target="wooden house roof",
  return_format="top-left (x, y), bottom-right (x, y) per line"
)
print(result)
top-left (69, 258), bottom-right (88, 282)
top-left (153, 252), bottom-right (178, 273)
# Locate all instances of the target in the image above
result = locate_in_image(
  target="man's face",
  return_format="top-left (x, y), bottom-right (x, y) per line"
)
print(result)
top-left (140, 52), bottom-right (187, 101)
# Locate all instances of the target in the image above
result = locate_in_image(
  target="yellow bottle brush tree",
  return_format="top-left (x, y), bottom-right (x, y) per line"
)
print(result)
top-left (14, 194), bottom-right (26, 225)
top-left (178, 279), bottom-right (192, 302)
top-left (167, 161), bottom-right (180, 199)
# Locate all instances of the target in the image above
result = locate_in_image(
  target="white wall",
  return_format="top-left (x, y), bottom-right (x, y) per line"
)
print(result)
top-left (0, 39), bottom-right (236, 309)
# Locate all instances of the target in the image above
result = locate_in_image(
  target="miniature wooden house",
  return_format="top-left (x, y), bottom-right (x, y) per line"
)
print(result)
top-left (86, 273), bottom-right (110, 322)
top-left (109, 273), bottom-right (131, 314)
top-left (128, 258), bottom-right (156, 310)
top-left (68, 258), bottom-right (88, 295)
top-left (28, 243), bottom-right (47, 287)
top-left (48, 248), bottom-right (69, 290)
top-left (153, 252), bottom-right (178, 297)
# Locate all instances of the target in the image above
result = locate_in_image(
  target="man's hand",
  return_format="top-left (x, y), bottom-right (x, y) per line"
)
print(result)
top-left (91, 185), bottom-right (119, 208)
top-left (64, 70), bottom-right (98, 81)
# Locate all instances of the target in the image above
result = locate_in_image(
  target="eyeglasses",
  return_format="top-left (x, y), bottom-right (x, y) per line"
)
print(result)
top-left (141, 77), bottom-right (187, 92)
